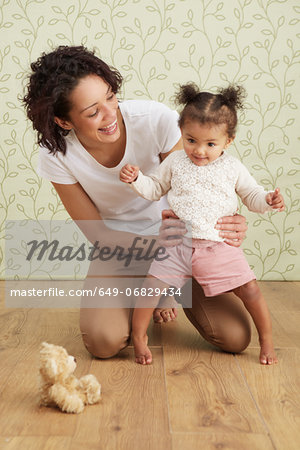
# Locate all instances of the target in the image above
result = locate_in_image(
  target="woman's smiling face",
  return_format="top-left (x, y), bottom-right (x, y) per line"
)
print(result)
top-left (55, 74), bottom-right (121, 149)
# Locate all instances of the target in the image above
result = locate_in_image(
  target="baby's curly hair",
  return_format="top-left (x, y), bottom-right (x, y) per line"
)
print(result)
top-left (23, 46), bottom-right (123, 154)
top-left (175, 83), bottom-right (246, 138)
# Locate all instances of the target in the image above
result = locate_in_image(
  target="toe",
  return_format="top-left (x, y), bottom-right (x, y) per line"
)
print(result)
top-left (136, 356), bottom-right (145, 365)
top-left (153, 309), bottom-right (163, 323)
top-left (146, 355), bottom-right (152, 364)
top-left (169, 311), bottom-right (176, 320)
top-left (162, 311), bottom-right (171, 322)
top-left (267, 355), bottom-right (278, 365)
top-left (260, 355), bottom-right (267, 365)
top-left (153, 308), bottom-right (178, 323)
top-left (153, 317), bottom-right (163, 323)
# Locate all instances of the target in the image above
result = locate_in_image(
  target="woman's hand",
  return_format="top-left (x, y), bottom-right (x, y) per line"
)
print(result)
top-left (215, 213), bottom-right (247, 247)
top-left (160, 210), bottom-right (247, 248)
top-left (158, 209), bottom-right (187, 247)
top-left (120, 164), bottom-right (139, 183)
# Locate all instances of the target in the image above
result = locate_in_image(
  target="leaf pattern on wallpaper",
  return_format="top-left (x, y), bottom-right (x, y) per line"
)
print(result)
top-left (0, 0), bottom-right (299, 280)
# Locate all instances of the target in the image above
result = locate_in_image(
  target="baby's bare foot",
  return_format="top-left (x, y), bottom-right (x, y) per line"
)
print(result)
top-left (153, 308), bottom-right (178, 323)
top-left (260, 342), bottom-right (278, 365)
top-left (132, 334), bottom-right (152, 365)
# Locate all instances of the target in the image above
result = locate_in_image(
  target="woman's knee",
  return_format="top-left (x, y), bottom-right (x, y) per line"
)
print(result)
top-left (185, 304), bottom-right (251, 354)
top-left (79, 307), bottom-right (131, 358)
top-left (195, 312), bottom-right (251, 353)
top-left (215, 319), bottom-right (251, 353)
top-left (81, 328), bottom-right (130, 359)
top-left (187, 282), bottom-right (252, 353)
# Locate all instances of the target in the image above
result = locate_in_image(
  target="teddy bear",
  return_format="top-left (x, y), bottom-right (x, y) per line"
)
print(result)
top-left (39, 342), bottom-right (101, 413)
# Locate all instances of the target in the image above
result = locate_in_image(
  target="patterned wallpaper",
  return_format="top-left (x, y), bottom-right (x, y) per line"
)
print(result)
top-left (1, 0), bottom-right (299, 280)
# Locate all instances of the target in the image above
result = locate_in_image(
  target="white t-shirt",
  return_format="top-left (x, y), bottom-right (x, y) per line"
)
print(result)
top-left (37, 100), bottom-right (181, 234)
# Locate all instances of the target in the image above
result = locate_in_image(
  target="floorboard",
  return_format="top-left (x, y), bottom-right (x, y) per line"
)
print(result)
top-left (235, 348), bottom-right (300, 450)
top-left (0, 281), bottom-right (299, 449)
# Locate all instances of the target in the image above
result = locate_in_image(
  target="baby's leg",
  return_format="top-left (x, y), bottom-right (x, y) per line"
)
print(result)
top-left (233, 280), bottom-right (278, 365)
top-left (150, 241), bottom-right (188, 323)
top-left (131, 333), bottom-right (152, 365)
top-left (132, 276), bottom-right (170, 365)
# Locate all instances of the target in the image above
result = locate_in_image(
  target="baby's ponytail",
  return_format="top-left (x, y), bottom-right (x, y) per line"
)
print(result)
top-left (218, 85), bottom-right (246, 111)
top-left (175, 82), bottom-right (200, 106)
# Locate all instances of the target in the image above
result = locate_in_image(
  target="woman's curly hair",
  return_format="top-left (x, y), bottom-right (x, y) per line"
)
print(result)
top-left (175, 82), bottom-right (246, 138)
top-left (23, 46), bottom-right (123, 154)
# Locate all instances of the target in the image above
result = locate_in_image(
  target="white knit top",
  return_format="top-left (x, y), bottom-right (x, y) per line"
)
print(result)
top-left (130, 150), bottom-right (272, 241)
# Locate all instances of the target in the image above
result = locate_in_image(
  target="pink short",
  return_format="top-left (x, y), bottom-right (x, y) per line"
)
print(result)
top-left (148, 240), bottom-right (255, 297)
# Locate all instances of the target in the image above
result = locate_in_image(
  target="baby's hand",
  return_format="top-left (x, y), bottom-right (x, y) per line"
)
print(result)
top-left (266, 188), bottom-right (285, 211)
top-left (120, 164), bottom-right (139, 183)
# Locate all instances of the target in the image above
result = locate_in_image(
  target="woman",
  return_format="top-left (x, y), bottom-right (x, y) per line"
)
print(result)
top-left (23, 46), bottom-right (250, 359)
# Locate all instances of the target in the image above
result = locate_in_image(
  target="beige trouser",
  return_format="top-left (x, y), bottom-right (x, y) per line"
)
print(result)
top-left (80, 254), bottom-right (251, 358)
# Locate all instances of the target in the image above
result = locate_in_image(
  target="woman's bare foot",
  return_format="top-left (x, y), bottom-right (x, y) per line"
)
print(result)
top-left (259, 342), bottom-right (278, 365)
top-left (132, 334), bottom-right (152, 365)
top-left (153, 308), bottom-right (178, 323)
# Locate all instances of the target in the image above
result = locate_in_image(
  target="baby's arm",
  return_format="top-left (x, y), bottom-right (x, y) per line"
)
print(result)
top-left (236, 163), bottom-right (285, 214)
top-left (119, 151), bottom-right (177, 201)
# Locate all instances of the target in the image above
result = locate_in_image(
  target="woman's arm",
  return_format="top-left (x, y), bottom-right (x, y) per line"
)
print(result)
top-left (51, 182), bottom-right (151, 249)
top-left (52, 182), bottom-right (102, 221)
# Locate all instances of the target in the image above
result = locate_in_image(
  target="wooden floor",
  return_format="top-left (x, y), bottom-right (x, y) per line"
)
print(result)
top-left (0, 281), bottom-right (299, 450)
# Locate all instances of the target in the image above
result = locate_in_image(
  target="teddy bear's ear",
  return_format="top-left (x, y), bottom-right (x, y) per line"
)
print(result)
top-left (40, 342), bottom-right (51, 352)
top-left (49, 358), bottom-right (58, 376)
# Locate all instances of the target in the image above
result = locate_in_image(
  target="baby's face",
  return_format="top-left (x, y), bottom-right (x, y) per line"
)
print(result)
top-left (181, 121), bottom-right (234, 166)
